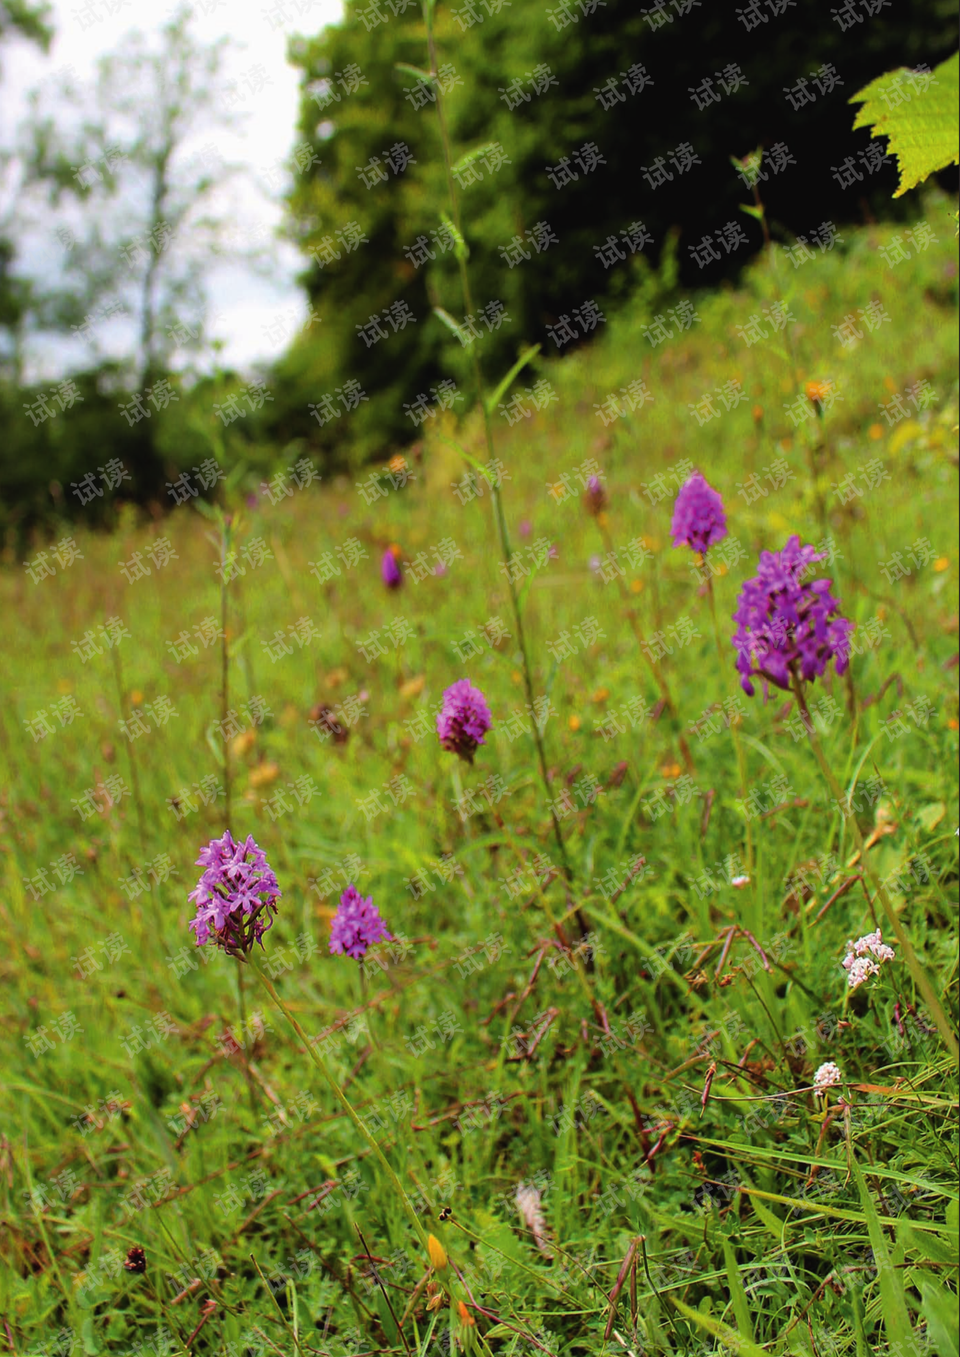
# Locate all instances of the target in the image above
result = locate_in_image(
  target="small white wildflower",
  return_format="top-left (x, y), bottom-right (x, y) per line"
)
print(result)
top-left (842, 929), bottom-right (895, 988)
top-left (731, 875), bottom-right (750, 889)
top-left (844, 955), bottom-right (880, 990)
top-left (813, 1061), bottom-right (843, 1095)
top-left (854, 929), bottom-right (895, 963)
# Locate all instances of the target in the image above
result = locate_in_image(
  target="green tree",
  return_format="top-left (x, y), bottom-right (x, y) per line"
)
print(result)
top-left (24, 6), bottom-right (247, 394)
top-left (277, 0), bottom-right (959, 469)
top-left (1, 4), bottom-right (268, 529)
top-left (0, 0), bottom-right (51, 61)
top-left (0, 0), bottom-right (53, 379)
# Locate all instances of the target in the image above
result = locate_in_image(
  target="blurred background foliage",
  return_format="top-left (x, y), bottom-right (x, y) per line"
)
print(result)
top-left (1, 0), bottom-right (958, 545)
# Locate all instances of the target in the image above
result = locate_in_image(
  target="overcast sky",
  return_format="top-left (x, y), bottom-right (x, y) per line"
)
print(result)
top-left (3, 0), bottom-right (345, 380)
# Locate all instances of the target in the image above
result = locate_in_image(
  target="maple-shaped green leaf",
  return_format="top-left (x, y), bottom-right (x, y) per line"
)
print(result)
top-left (850, 51), bottom-right (959, 197)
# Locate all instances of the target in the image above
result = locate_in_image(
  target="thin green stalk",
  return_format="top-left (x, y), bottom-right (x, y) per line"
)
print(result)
top-left (803, 403), bottom-right (859, 723)
top-left (596, 518), bottom-right (695, 774)
top-left (486, 801), bottom-right (601, 1016)
top-left (358, 958), bottom-right (384, 1060)
top-left (219, 512), bottom-right (258, 1118)
top-left (752, 162), bottom-right (857, 724)
top-left (220, 516), bottom-right (233, 834)
top-left (250, 1254), bottom-right (305, 1356)
top-left (706, 574), bottom-right (753, 877)
top-left (789, 672), bottom-right (957, 1062)
top-left (250, 957), bottom-right (430, 1247)
top-left (639, 1235), bottom-right (683, 1342)
top-left (423, 4), bottom-right (571, 884)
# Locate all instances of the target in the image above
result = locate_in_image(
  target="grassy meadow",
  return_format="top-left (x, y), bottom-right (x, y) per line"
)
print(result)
top-left (1, 198), bottom-right (959, 1357)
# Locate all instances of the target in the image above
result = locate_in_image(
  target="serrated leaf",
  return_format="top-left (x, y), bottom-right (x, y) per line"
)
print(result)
top-left (850, 51), bottom-right (959, 197)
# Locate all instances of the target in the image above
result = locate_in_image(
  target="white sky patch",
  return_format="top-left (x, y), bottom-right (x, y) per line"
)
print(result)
top-left (2, 0), bottom-right (344, 380)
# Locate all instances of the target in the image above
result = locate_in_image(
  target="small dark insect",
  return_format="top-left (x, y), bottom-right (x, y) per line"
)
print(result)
top-left (123, 1246), bottom-right (147, 1274)
top-left (438, 1206), bottom-right (453, 1222)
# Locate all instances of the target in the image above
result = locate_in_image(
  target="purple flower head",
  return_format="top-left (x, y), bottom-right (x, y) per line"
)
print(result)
top-left (732, 535), bottom-right (854, 698)
top-left (329, 884), bottom-right (392, 959)
top-left (583, 474), bottom-right (607, 516)
top-left (671, 471), bottom-right (727, 553)
top-left (382, 549), bottom-right (402, 589)
top-left (437, 678), bottom-right (492, 764)
top-left (188, 830), bottom-right (281, 955)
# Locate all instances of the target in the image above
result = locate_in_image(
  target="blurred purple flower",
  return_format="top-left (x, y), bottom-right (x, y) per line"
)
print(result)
top-left (382, 550), bottom-right (402, 589)
top-left (732, 535), bottom-right (854, 697)
top-left (518, 519), bottom-right (532, 538)
top-left (437, 678), bottom-right (492, 764)
top-left (188, 831), bottom-right (281, 954)
top-left (583, 474), bottom-right (607, 516)
top-left (670, 471), bottom-right (727, 553)
top-left (245, 491), bottom-right (259, 509)
top-left (329, 884), bottom-right (392, 959)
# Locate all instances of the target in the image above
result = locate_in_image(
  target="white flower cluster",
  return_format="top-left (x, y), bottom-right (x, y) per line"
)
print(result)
top-left (842, 929), bottom-right (896, 990)
top-left (813, 1061), bottom-right (843, 1096)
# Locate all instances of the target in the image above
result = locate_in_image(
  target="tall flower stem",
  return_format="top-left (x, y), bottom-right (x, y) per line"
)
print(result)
top-left (706, 574), bottom-right (753, 876)
top-left (751, 162), bottom-right (849, 691)
top-left (803, 406), bottom-right (858, 724)
top-left (789, 672), bottom-right (957, 1062)
top-left (757, 169), bottom-right (857, 727)
top-left (488, 804), bottom-right (602, 1021)
top-left (596, 519), bottom-right (695, 774)
top-left (219, 513), bottom-right (258, 1118)
top-left (423, 4), bottom-right (570, 884)
top-left (358, 959), bottom-right (385, 1061)
top-left (250, 957), bottom-right (430, 1242)
top-left (219, 516), bottom-right (234, 834)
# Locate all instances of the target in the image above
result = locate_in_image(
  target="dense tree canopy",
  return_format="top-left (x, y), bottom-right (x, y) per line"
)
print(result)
top-left (271, 0), bottom-right (957, 462)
